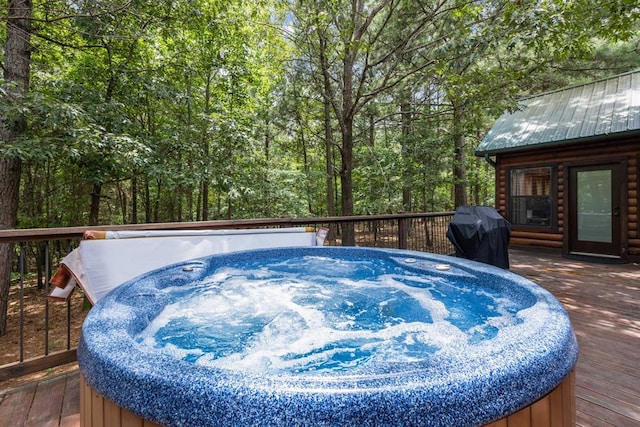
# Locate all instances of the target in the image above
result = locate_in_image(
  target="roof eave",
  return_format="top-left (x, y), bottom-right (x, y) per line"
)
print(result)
top-left (475, 129), bottom-right (640, 157)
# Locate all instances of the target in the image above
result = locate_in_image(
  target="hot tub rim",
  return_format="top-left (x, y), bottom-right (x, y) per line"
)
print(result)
top-left (78, 246), bottom-right (578, 427)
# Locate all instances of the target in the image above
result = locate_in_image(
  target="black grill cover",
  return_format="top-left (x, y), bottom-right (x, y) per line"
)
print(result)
top-left (446, 206), bottom-right (511, 269)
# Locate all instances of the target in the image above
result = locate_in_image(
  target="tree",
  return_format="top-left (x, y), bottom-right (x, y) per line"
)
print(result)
top-left (65, 0), bottom-right (165, 225)
top-left (0, 0), bottom-right (32, 335)
top-left (293, 0), bottom-right (454, 244)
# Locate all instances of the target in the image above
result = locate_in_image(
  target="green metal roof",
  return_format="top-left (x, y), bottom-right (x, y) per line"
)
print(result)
top-left (476, 70), bottom-right (640, 156)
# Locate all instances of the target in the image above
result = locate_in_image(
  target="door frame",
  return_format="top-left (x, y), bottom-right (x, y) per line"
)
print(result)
top-left (564, 159), bottom-right (628, 259)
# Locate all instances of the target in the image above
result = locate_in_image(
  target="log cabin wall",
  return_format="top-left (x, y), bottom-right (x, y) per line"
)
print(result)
top-left (493, 137), bottom-right (639, 260)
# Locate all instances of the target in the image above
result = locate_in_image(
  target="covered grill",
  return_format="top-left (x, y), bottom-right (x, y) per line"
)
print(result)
top-left (446, 206), bottom-right (511, 269)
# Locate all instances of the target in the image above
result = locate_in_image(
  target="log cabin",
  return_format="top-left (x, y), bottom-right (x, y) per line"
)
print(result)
top-left (476, 70), bottom-right (639, 262)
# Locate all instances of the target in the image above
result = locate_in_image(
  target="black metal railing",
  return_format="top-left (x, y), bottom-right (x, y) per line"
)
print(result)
top-left (0, 212), bottom-right (454, 383)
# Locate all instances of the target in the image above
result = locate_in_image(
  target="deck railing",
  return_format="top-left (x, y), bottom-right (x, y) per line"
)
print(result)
top-left (0, 212), bottom-right (455, 383)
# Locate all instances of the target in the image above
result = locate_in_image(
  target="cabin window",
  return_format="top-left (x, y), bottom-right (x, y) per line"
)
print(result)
top-left (510, 167), bottom-right (552, 227)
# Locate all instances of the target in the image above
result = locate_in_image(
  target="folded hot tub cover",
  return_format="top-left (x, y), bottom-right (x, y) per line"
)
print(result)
top-left (49, 227), bottom-right (327, 304)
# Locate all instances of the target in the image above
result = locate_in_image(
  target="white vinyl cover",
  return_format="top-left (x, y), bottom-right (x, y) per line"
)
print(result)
top-left (49, 228), bottom-right (321, 304)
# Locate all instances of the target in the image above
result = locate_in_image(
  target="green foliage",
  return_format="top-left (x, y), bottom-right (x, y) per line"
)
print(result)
top-left (5, 0), bottom-right (640, 227)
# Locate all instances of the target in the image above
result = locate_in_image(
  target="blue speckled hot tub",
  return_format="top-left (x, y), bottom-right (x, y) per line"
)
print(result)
top-left (78, 247), bottom-right (578, 427)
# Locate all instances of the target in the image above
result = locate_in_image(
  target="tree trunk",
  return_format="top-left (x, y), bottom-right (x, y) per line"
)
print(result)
top-left (340, 116), bottom-right (355, 246)
top-left (131, 175), bottom-right (138, 224)
top-left (453, 105), bottom-right (467, 208)
top-left (400, 89), bottom-right (413, 212)
top-left (154, 179), bottom-right (161, 223)
top-left (201, 180), bottom-right (209, 221)
top-left (201, 73), bottom-right (212, 222)
top-left (323, 84), bottom-right (338, 242)
top-left (294, 112), bottom-right (313, 214)
top-left (88, 183), bottom-right (102, 226)
top-left (318, 28), bottom-right (337, 240)
top-left (0, 0), bottom-right (32, 336)
top-left (339, 37), bottom-right (356, 246)
top-left (117, 181), bottom-right (127, 224)
top-left (263, 118), bottom-right (271, 217)
top-left (0, 158), bottom-right (22, 336)
top-left (145, 179), bottom-right (152, 223)
top-left (324, 102), bottom-right (336, 217)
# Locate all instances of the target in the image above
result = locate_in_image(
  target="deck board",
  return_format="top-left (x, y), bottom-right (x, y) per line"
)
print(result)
top-left (0, 387), bottom-right (33, 426)
top-left (0, 247), bottom-right (638, 427)
top-left (26, 373), bottom-right (66, 427)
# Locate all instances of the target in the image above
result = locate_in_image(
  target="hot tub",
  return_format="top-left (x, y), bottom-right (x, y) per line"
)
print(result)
top-left (78, 247), bottom-right (578, 426)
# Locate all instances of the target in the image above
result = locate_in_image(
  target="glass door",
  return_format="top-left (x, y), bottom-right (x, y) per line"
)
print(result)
top-left (568, 164), bottom-right (621, 257)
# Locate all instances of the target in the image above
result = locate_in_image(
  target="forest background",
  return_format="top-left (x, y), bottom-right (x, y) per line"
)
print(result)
top-left (1, 0), bottom-right (639, 232)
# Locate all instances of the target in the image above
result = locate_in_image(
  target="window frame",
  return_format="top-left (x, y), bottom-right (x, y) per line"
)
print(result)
top-left (506, 164), bottom-right (558, 231)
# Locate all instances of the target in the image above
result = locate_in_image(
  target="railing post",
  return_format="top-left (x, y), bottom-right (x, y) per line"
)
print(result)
top-left (44, 241), bottom-right (50, 356)
top-left (66, 240), bottom-right (72, 350)
top-left (19, 242), bottom-right (25, 362)
top-left (425, 217), bottom-right (433, 247)
top-left (398, 216), bottom-right (408, 249)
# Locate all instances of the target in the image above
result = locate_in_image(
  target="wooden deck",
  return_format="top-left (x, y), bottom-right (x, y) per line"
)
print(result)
top-left (0, 247), bottom-right (638, 427)
top-left (0, 370), bottom-right (79, 427)
top-left (509, 249), bottom-right (640, 426)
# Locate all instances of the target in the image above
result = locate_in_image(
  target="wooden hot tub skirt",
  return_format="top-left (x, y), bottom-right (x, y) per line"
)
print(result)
top-left (80, 370), bottom-right (575, 427)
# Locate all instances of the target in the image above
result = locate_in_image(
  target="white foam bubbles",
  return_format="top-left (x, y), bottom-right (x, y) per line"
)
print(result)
top-left (134, 256), bottom-right (531, 375)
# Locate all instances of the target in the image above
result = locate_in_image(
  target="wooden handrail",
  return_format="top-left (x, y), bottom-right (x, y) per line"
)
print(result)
top-left (0, 212), bottom-right (455, 243)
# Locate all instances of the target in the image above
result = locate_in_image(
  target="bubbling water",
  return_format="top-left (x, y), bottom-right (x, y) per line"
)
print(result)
top-left (135, 256), bottom-right (527, 374)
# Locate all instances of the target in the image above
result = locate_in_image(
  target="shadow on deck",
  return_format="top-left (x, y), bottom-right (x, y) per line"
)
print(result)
top-left (1, 247), bottom-right (638, 427)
